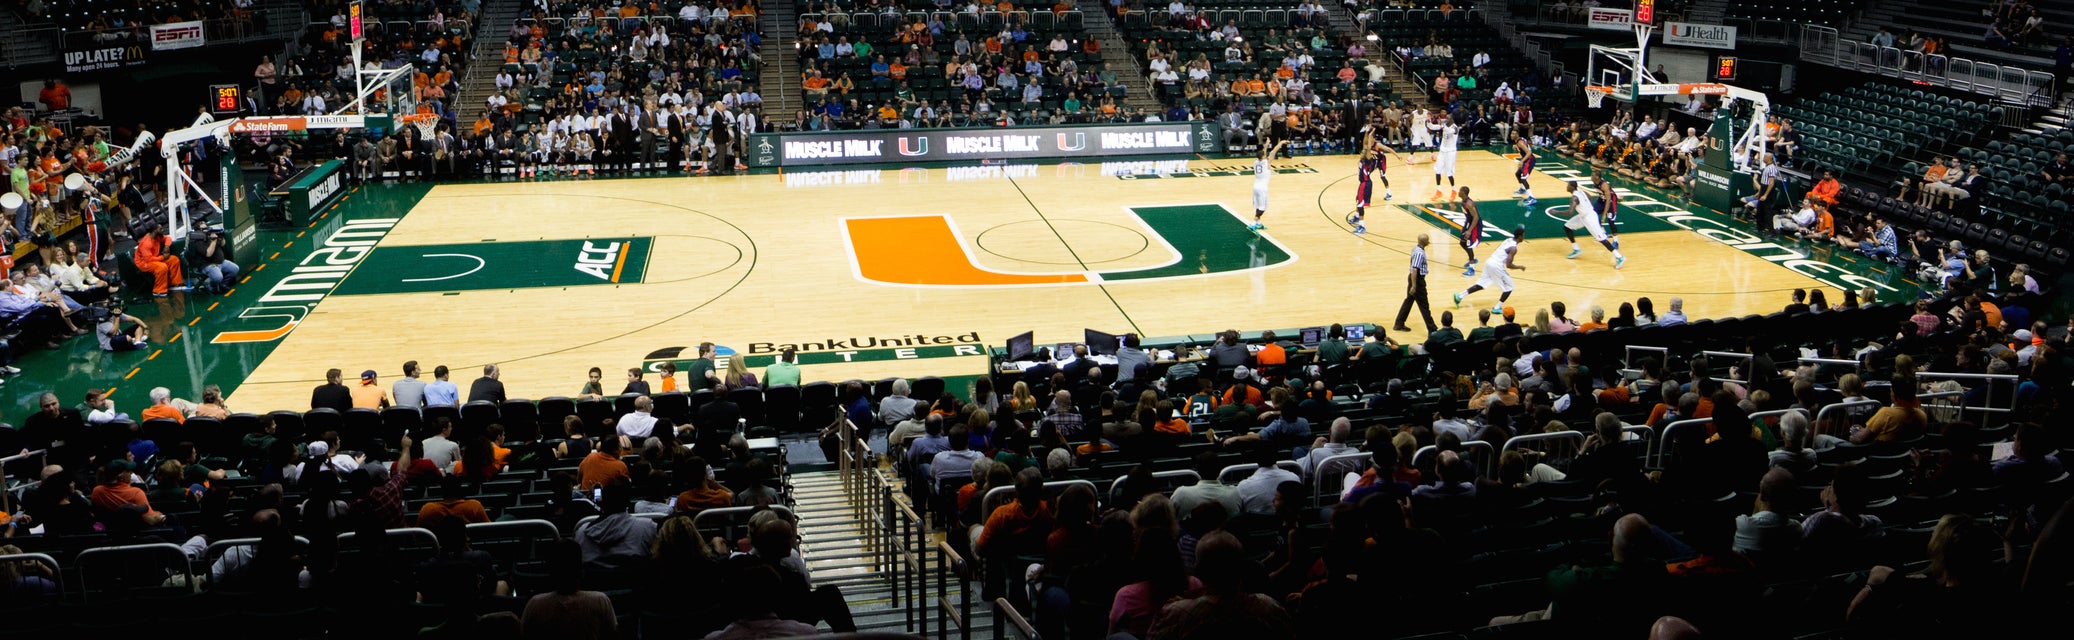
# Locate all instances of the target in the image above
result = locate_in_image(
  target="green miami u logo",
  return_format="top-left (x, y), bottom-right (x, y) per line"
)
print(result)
top-left (841, 205), bottom-right (1296, 287)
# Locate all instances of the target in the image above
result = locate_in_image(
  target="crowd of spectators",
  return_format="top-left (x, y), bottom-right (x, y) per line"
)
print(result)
top-left (1551, 109), bottom-right (1709, 200)
top-left (0, 350), bottom-right (835, 635)
top-left (873, 276), bottom-right (2067, 638)
top-left (1983, 0), bottom-right (2050, 51)
top-left (789, 5), bottom-right (1146, 130)
top-left (28, 0), bottom-right (271, 31)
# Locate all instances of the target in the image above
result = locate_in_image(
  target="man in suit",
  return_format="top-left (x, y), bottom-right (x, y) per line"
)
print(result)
top-left (708, 103), bottom-right (735, 175)
top-left (352, 136), bottom-right (380, 184)
top-left (666, 106), bottom-right (687, 172)
top-left (468, 364), bottom-right (507, 404)
top-left (638, 100), bottom-right (661, 170)
top-left (611, 107), bottom-right (636, 173)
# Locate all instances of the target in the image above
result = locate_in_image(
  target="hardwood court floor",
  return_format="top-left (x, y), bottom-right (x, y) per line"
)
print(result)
top-left (192, 149), bottom-right (1898, 411)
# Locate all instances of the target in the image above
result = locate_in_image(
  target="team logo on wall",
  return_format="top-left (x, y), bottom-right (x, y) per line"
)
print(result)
top-left (1055, 133), bottom-right (1087, 151)
top-left (898, 137), bottom-right (930, 156)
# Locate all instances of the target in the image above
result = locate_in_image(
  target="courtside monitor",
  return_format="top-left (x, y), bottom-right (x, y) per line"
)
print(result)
top-left (1007, 331), bottom-right (1035, 360)
top-left (1084, 329), bottom-right (1120, 355)
top-left (1299, 326), bottom-right (1326, 346)
top-left (1344, 325), bottom-right (1366, 341)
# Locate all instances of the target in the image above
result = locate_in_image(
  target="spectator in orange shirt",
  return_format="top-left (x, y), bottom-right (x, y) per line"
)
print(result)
top-left (141, 387), bottom-right (185, 423)
top-left (1807, 169), bottom-right (1841, 205)
top-left (132, 225), bottom-right (188, 296)
top-left (36, 80), bottom-right (70, 111)
top-left (1578, 307), bottom-right (1609, 332)
top-left (1247, 76), bottom-right (1267, 95)
top-left (673, 456), bottom-right (734, 512)
top-left (973, 468), bottom-right (1055, 560)
top-left (1254, 331), bottom-right (1287, 366)
top-left (418, 475), bottom-right (492, 529)
top-left (1231, 77), bottom-right (1253, 96)
top-left (580, 436), bottom-right (631, 490)
top-left (89, 460), bottom-right (165, 525)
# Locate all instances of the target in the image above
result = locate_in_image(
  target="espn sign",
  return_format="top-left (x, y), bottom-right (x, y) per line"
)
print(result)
top-left (1587, 7), bottom-right (1633, 30)
top-left (150, 20), bottom-right (206, 50)
top-left (1664, 22), bottom-right (1738, 50)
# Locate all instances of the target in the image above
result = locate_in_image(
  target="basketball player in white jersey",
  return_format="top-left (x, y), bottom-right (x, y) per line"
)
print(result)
top-left (1348, 124), bottom-right (1397, 234)
top-left (1251, 140), bottom-right (1291, 231)
top-left (1432, 116), bottom-right (1460, 201)
top-left (1563, 180), bottom-right (1626, 269)
top-left (1453, 224), bottom-right (1528, 314)
top-left (1407, 107), bottom-right (1433, 163)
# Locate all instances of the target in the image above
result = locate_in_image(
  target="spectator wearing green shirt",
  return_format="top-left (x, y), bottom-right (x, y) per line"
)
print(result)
top-left (1466, 309), bottom-right (1497, 342)
top-left (684, 342), bottom-right (721, 392)
top-left (1314, 324), bottom-right (1350, 364)
top-left (763, 347), bottom-right (802, 387)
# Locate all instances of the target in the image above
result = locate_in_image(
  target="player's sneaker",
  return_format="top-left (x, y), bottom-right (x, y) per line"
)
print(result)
top-left (1615, 256), bottom-right (1626, 270)
top-left (1353, 224), bottom-right (1366, 234)
top-left (1451, 292), bottom-right (1464, 308)
top-left (1345, 212), bottom-right (1359, 224)
top-left (1249, 223), bottom-right (1265, 231)
top-left (1513, 188), bottom-right (1527, 196)
top-left (1462, 264), bottom-right (1475, 277)
top-left (1491, 303), bottom-right (1505, 316)
top-left (1384, 191), bottom-right (1393, 200)
top-left (1566, 248), bottom-right (1582, 259)
top-left (1522, 197), bottom-right (1537, 206)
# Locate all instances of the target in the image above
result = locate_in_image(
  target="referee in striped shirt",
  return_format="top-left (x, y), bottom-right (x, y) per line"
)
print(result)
top-left (1394, 233), bottom-right (1439, 333)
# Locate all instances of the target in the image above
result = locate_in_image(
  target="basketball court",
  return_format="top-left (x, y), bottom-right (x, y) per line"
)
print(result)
top-left (14, 148), bottom-right (1922, 416)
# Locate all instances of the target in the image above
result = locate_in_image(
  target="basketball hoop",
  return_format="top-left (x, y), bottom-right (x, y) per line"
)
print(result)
top-left (401, 113), bottom-right (438, 140)
top-left (1585, 86), bottom-right (1610, 109)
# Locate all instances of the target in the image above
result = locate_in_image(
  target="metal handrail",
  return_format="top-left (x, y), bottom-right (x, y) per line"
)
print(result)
top-left (1815, 399), bottom-right (1885, 436)
top-left (1314, 451), bottom-right (1370, 505)
top-left (1623, 345), bottom-right (1669, 370)
top-left (1108, 469), bottom-right (1201, 502)
top-left (887, 491), bottom-right (928, 634)
top-left (74, 542), bottom-right (190, 602)
top-left (0, 552), bottom-right (61, 596)
top-left (1917, 371), bottom-right (2021, 417)
top-left (1798, 24), bottom-right (2057, 107)
top-left (1412, 440), bottom-right (1496, 480)
top-left (994, 597), bottom-right (1040, 640)
top-left (936, 541), bottom-right (971, 640)
top-left (1502, 431), bottom-right (1586, 462)
top-left (1655, 417), bottom-right (1713, 470)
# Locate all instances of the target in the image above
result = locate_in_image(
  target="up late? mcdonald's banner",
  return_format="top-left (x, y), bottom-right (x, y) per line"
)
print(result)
top-left (746, 121), bottom-right (1223, 168)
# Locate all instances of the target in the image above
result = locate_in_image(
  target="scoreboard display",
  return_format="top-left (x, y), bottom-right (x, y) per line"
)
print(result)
top-left (1714, 56), bottom-right (1738, 81)
top-left (210, 83), bottom-right (243, 115)
top-left (1635, 0), bottom-right (1654, 24)
top-left (349, 1), bottom-right (363, 40)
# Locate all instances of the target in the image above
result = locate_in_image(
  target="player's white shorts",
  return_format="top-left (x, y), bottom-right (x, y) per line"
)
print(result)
top-left (1434, 150), bottom-right (1457, 176)
top-left (1411, 131), bottom-right (1432, 148)
top-left (1476, 264), bottom-right (1515, 292)
top-left (1253, 186), bottom-right (1269, 211)
top-left (1565, 210), bottom-right (1610, 242)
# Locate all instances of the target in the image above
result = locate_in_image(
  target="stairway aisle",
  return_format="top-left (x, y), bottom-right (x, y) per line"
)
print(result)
top-left (792, 468), bottom-right (993, 635)
top-left (761, 1), bottom-right (801, 119)
top-left (1328, 4), bottom-right (1435, 106)
top-left (455, 0), bottom-right (527, 125)
top-left (1077, 0), bottom-right (1165, 114)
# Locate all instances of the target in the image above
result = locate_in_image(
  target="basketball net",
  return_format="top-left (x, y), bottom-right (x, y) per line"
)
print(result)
top-left (404, 113), bottom-right (438, 140)
top-left (1585, 86), bottom-right (1610, 109)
